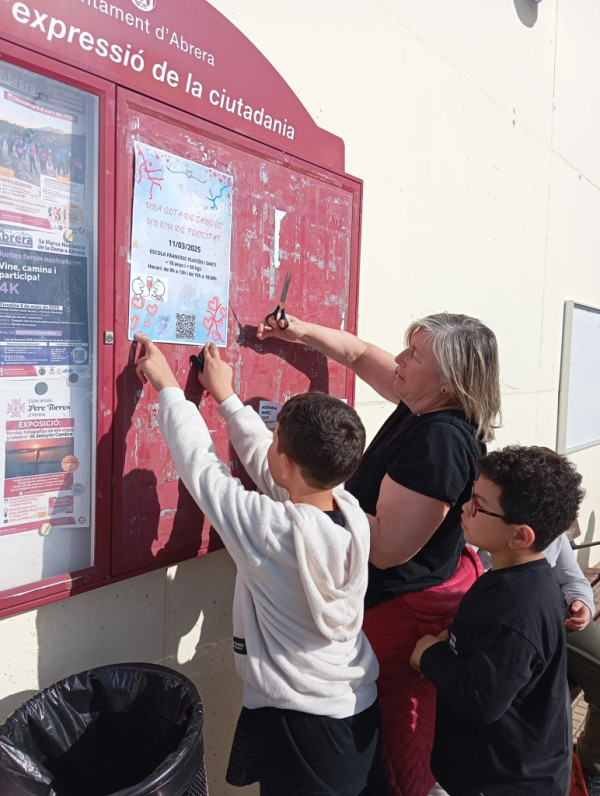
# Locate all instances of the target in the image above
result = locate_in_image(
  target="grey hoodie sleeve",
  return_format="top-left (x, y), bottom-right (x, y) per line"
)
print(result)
top-left (544, 534), bottom-right (595, 617)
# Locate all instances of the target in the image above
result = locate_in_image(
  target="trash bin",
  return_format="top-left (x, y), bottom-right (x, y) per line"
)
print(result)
top-left (0, 662), bottom-right (207, 796)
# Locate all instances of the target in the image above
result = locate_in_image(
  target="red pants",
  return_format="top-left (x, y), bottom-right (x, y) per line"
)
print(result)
top-left (363, 547), bottom-right (483, 796)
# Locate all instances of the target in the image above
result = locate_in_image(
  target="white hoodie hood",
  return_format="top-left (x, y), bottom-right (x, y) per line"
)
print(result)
top-left (292, 489), bottom-right (370, 642)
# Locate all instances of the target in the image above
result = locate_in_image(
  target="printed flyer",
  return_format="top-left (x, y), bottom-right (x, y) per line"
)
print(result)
top-left (0, 237), bottom-right (89, 367)
top-left (0, 61), bottom-right (88, 233)
top-left (0, 375), bottom-right (91, 537)
top-left (0, 60), bottom-right (94, 368)
top-left (129, 140), bottom-right (233, 346)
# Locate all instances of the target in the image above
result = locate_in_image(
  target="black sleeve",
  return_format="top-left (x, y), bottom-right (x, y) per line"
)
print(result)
top-left (420, 625), bottom-right (541, 724)
top-left (387, 419), bottom-right (476, 505)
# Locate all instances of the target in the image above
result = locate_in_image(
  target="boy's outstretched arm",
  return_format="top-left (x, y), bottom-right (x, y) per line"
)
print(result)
top-left (133, 334), bottom-right (287, 567)
top-left (135, 334), bottom-right (286, 502)
top-left (189, 343), bottom-right (284, 499)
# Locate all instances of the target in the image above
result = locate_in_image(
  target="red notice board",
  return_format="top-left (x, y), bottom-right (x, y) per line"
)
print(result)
top-left (0, 0), bottom-right (362, 615)
top-left (111, 89), bottom-right (362, 576)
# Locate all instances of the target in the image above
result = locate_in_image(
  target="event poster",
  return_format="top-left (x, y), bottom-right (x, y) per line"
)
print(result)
top-left (0, 60), bottom-right (92, 369)
top-left (129, 141), bottom-right (233, 346)
top-left (0, 232), bottom-right (89, 367)
top-left (0, 376), bottom-right (91, 536)
top-left (0, 59), bottom-right (96, 585)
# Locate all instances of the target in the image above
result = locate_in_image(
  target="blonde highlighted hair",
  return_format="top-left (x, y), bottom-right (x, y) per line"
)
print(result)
top-left (406, 313), bottom-right (502, 442)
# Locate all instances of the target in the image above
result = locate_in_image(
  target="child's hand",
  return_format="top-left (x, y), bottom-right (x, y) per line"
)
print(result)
top-left (565, 600), bottom-right (592, 631)
top-left (198, 343), bottom-right (235, 404)
top-left (135, 333), bottom-right (180, 391)
top-left (410, 634), bottom-right (444, 673)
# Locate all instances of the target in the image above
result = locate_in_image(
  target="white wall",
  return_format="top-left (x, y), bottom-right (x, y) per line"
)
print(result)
top-left (1, 2), bottom-right (599, 794)
top-left (210, 0), bottom-right (599, 551)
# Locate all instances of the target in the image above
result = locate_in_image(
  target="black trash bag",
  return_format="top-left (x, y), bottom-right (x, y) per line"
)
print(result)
top-left (0, 662), bottom-right (207, 796)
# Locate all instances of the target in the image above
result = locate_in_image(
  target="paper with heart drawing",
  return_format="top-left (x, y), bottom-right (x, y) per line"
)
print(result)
top-left (128, 140), bottom-right (233, 346)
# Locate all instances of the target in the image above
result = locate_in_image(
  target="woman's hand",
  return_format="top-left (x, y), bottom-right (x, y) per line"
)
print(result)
top-left (256, 307), bottom-right (399, 403)
top-left (257, 311), bottom-right (305, 343)
top-left (197, 343), bottom-right (235, 404)
top-left (135, 333), bottom-right (180, 391)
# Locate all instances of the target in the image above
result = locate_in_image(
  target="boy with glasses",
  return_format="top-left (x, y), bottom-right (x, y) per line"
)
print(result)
top-left (410, 445), bottom-right (584, 795)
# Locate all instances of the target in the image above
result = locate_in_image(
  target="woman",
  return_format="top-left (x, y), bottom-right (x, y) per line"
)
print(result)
top-left (257, 311), bottom-right (501, 796)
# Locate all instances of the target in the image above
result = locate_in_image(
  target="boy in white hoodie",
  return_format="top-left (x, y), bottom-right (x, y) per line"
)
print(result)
top-left (135, 335), bottom-right (386, 796)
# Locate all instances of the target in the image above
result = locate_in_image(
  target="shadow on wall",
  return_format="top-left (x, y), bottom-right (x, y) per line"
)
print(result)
top-left (514, 0), bottom-right (539, 28)
top-left (110, 347), bottom-right (221, 574)
top-left (236, 323), bottom-right (330, 394)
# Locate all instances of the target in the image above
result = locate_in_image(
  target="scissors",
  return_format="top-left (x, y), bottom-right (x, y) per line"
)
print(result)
top-left (265, 272), bottom-right (291, 330)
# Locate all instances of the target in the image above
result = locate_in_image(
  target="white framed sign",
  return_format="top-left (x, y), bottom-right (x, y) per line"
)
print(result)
top-left (557, 300), bottom-right (600, 454)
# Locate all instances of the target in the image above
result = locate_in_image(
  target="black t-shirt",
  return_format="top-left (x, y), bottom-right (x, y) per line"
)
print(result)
top-left (420, 559), bottom-right (569, 795)
top-left (324, 510), bottom-right (345, 528)
top-left (345, 403), bottom-right (484, 608)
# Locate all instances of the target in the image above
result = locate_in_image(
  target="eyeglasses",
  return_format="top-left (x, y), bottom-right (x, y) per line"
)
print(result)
top-left (470, 492), bottom-right (506, 520)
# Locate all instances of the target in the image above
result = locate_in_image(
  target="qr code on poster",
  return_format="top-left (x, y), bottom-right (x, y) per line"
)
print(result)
top-left (175, 313), bottom-right (196, 340)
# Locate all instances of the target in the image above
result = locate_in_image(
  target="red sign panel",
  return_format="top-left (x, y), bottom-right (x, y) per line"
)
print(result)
top-left (0, 7), bottom-right (361, 615)
top-left (0, 0), bottom-right (345, 170)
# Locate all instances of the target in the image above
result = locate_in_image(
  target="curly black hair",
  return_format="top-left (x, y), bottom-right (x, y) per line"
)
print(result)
top-left (477, 445), bottom-right (585, 551)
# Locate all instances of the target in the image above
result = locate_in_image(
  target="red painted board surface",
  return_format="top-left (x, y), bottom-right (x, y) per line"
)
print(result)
top-left (111, 89), bottom-right (361, 576)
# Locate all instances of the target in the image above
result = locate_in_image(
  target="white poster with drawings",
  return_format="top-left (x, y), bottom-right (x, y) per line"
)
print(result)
top-left (128, 141), bottom-right (233, 346)
top-left (0, 374), bottom-right (93, 591)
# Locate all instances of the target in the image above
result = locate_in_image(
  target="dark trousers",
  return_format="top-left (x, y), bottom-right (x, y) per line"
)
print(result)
top-left (568, 618), bottom-right (600, 775)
